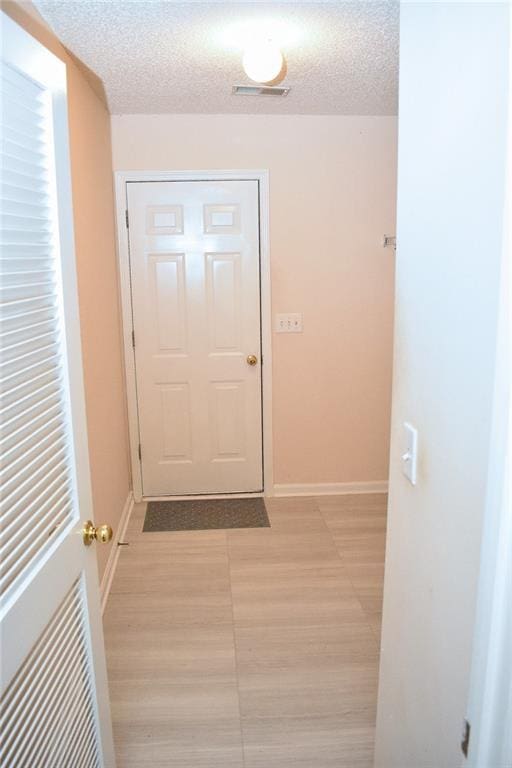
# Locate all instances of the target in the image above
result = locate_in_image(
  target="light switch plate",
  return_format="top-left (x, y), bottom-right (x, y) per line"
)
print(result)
top-left (275, 313), bottom-right (303, 333)
top-left (402, 422), bottom-right (418, 485)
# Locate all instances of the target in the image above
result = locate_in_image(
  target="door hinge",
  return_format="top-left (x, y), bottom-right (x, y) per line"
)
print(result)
top-left (131, 330), bottom-right (135, 348)
top-left (138, 444), bottom-right (142, 461)
top-left (461, 719), bottom-right (471, 758)
top-left (125, 209), bottom-right (129, 229)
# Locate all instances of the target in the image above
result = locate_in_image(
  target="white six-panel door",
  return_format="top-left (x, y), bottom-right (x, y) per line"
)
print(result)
top-left (127, 180), bottom-right (263, 496)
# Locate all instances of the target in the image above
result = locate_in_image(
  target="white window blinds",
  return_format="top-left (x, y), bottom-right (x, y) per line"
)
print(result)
top-left (0, 62), bottom-right (76, 603)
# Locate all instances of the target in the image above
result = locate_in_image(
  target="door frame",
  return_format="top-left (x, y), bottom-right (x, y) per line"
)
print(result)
top-left (465, 16), bottom-right (512, 761)
top-left (114, 170), bottom-right (273, 502)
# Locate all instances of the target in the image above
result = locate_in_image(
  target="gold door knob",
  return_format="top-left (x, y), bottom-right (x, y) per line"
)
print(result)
top-left (246, 355), bottom-right (258, 366)
top-left (82, 521), bottom-right (113, 546)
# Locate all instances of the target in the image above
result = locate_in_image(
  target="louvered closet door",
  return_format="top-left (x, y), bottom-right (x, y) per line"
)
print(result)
top-left (0, 13), bottom-right (115, 767)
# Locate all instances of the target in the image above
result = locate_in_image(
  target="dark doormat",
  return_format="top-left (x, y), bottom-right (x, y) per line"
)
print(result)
top-left (143, 497), bottom-right (270, 532)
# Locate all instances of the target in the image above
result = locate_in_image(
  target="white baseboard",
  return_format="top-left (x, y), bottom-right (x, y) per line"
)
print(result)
top-left (272, 481), bottom-right (389, 497)
top-left (100, 491), bottom-right (134, 614)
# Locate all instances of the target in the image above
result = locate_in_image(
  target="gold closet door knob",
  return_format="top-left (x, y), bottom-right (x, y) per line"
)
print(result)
top-left (246, 355), bottom-right (258, 366)
top-left (83, 521), bottom-right (113, 546)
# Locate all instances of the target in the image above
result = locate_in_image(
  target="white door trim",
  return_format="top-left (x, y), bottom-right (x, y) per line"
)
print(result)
top-left (114, 170), bottom-right (273, 501)
top-left (465, 18), bottom-right (512, 762)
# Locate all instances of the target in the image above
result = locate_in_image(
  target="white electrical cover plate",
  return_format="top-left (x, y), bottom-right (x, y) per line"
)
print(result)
top-left (275, 313), bottom-right (303, 333)
top-left (402, 422), bottom-right (418, 485)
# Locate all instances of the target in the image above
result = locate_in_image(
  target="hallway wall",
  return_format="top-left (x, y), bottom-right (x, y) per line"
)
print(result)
top-left (2, 1), bottom-right (132, 580)
top-left (111, 113), bottom-right (398, 488)
top-left (375, 2), bottom-right (511, 765)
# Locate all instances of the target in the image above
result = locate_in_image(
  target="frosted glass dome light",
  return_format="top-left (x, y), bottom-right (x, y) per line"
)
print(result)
top-left (242, 39), bottom-right (283, 84)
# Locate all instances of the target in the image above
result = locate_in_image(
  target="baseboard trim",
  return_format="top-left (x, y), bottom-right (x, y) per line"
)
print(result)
top-left (273, 481), bottom-right (389, 497)
top-left (100, 491), bottom-right (134, 614)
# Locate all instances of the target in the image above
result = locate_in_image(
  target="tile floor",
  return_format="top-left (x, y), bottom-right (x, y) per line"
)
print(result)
top-left (103, 493), bottom-right (387, 767)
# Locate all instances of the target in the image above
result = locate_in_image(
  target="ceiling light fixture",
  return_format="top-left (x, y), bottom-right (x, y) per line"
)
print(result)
top-left (242, 38), bottom-right (283, 84)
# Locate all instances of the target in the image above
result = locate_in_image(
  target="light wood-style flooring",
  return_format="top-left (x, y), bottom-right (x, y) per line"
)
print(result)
top-left (103, 493), bottom-right (387, 767)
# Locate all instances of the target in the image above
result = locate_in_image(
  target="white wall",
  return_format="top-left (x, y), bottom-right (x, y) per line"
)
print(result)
top-left (111, 114), bottom-right (397, 489)
top-left (375, 2), bottom-right (510, 767)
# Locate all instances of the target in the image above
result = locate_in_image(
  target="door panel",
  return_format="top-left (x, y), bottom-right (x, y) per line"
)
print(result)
top-left (206, 252), bottom-right (242, 352)
top-left (127, 180), bottom-right (262, 496)
top-left (160, 384), bottom-right (192, 462)
top-left (210, 381), bottom-right (246, 460)
top-left (152, 254), bottom-right (187, 352)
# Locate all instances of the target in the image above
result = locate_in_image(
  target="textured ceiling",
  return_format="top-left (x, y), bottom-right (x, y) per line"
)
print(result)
top-left (34, 1), bottom-right (399, 115)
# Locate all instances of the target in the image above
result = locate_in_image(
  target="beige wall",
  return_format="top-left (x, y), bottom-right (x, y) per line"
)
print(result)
top-left (111, 113), bottom-right (397, 487)
top-left (2, 1), bottom-right (131, 579)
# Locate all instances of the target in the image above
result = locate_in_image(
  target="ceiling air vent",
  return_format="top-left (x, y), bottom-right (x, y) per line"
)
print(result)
top-left (232, 85), bottom-right (290, 97)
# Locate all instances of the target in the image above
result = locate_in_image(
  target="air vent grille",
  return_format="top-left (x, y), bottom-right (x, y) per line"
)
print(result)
top-left (0, 60), bottom-right (77, 605)
top-left (0, 578), bottom-right (101, 767)
top-left (232, 85), bottom-right (290, 97)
